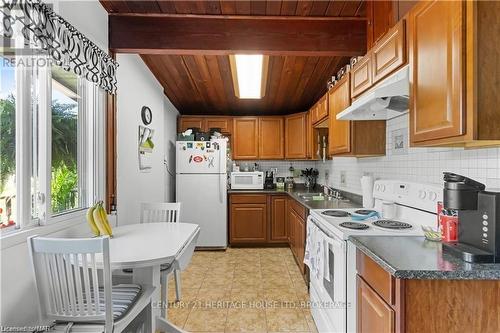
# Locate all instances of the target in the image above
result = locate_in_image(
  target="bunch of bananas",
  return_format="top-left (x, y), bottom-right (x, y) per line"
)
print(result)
top-left (86, 201), bottom-right (113, 237)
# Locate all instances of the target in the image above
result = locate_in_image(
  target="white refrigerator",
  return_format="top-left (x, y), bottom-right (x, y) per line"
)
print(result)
top-left (176, 139), bottom-right (228, 248)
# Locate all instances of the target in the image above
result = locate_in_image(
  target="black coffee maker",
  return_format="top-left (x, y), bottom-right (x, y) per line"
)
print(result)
top-left (264, 170), bottom-right (275, 189)
top-left (442, 172), bottom-right (500, 263)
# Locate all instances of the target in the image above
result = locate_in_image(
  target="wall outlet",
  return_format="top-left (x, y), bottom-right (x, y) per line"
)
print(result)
top-left (340, 170), bottom-right (347, 186)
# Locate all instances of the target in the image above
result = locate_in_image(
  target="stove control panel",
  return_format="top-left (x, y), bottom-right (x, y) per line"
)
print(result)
top-left (373, 180), bottom-right (443, 213)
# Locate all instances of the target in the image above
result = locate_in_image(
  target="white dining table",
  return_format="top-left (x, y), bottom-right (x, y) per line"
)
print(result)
top-left (103, 222), bottom-right (200, 333)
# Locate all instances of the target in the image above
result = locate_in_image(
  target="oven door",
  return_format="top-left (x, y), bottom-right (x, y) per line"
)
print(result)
top-left (309, 220), bottom-right (347, 333)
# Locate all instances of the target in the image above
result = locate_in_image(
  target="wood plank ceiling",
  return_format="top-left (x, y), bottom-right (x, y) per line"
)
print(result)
top-left (100, 1), bottom-right (367, 116)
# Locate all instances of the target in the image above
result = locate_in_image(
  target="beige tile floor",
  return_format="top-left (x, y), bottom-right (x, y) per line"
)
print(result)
top-left (165, 247), bottom-right (318, 332)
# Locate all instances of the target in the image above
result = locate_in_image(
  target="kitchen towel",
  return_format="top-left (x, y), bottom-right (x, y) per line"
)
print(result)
top-left (304, 218), bottom-right (326, 282)
top-left (361, 175), bottom-right (375, 208)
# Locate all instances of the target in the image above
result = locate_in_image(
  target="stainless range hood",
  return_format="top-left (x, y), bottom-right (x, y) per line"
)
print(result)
top-left (337, 66), bottom-right (409, 121)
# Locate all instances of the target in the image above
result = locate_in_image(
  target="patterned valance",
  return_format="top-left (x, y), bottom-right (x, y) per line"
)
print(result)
top-left (1, 0), bottom-right (118, 94)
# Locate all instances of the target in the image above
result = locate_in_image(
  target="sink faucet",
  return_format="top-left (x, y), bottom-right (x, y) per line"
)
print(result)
top-left (323, 185), bottom-right (343, 200)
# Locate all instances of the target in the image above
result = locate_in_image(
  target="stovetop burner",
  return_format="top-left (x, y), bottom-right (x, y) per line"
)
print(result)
top-left (322, 210), bottom-right (350, 218)
top-left (372, 220), bottom-right (413, 230)
top-left (354, 209), bottom-right (378, 215)
top-left (339, 222), bottom-right (369, 230)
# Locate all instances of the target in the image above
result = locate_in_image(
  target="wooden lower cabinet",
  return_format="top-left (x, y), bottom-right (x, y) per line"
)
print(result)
top-left (357, 250), bottom-right (500, 333)
top-left (230, 202), bottom-right (267, 244)
top-left (357, 276), bottom-right (395, 333)
top-left (229, 194), bottom-right (295, 246)
top-left (229, 194), bottom-right (308, 275)
top-left (288, 198), bottom-right (307, 274)
top-left (269, 195), bottom-right (288, 243)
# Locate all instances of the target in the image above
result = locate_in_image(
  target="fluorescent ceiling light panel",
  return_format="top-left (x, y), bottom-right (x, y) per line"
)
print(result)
top-left (230, 54), bottom-right (268, 99)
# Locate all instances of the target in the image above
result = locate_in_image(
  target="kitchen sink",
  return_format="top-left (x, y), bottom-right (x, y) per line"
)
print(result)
top-left (297, 193), bottom-right (325, 201)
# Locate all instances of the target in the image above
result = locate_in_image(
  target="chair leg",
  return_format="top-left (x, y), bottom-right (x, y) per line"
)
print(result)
top-left (160, 272), bottom-right (168, 318)
top-left (174, 269), bottom-right (182, 301)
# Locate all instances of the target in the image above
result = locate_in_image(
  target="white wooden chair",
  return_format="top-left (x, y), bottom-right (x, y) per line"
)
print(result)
top-left (28, 235), bottom-right (154, 332)
top-left (140, 202), bottom-right (183, 316)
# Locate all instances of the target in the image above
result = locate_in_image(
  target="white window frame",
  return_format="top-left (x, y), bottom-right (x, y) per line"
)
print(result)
top-left (1, 56), bottom-right (106, 237)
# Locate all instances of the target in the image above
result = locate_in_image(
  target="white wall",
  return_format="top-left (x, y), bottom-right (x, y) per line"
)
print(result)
top-left (1, 2), bottom-right (109, 326)
top-left (163, 98), bottom-right (179, 202)
top-left (316, 113), bottom-right (500, 195)
top-left (116, 54), bottom-right (179, 225)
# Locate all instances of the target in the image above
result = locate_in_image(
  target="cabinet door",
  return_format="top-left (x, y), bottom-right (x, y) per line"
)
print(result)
top-left (367, 0), bottom-right (398, 49)
top-left (233, 117), bottom-right (259, 159)
top-left (357, 276), bottom-right (395, 333)
top-left (408, 0), bottom-right (465, 143)
top-left (259, 117), bottom-right (284, 159)
top-left (351, 54), bottom-right (373, 98)
top-left (206, 117), bottom-right (233, 134)
top-left (179, 117), bottom-right (206, 132)
top-left (269, 196), bottom-right (288, 242)
top-left (309, 103), bottom-right (318, 125)
top-left (315, 94), bottom-right (329, 123)
top-left (288, 205), bottom-right (296, 255)
top-left (329, 74), bottom-right (352, 155)
top-left (285, 113), bottom-right (307, 159)
top-left (372, 20), bottom-right (406, 84)
top-left (296, 215), bottom-right (306, 273)
top-left (230, 203), bottom-right (267, 243)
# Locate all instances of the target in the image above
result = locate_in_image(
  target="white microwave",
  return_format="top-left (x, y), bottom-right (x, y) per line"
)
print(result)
top-left (230, 171), bottom-right (264, 189)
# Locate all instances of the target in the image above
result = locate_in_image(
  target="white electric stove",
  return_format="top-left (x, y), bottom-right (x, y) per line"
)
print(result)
top-left (307, 179), bottom-right (443, 333)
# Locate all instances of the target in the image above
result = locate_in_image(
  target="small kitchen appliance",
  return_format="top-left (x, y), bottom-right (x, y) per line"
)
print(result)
top-left (264, 170), bottom-right (275, 189)
top-left (230, 171), bottom-right (264, 190)
top-left (442, 173), bottom-right (500, 263)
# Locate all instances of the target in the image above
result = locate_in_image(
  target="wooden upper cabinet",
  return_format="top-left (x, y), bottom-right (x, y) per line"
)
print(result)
top-left (233, 117), bottom-right (259, 160)
top-left (357, 276), bottom-right (395, 333)
top-left (285, 112), bottom-right (308, 159)
top-left (178, 117), bottom-right (206, 132)
top-left (408, 0), bottom-right (465, 143)
top-left (329, 73), bottom-right (386, 157)
top-left (205, 117), bottom-right (233, 134)
top-left (372, 20), bottom-right (406, 83)
top-left (269, 196), bottom-right (288, 243)
top-left (351, 54), bottom-right (373, 98)
top-left (312, 94), bottom-right (328, 125)
top-left (366, 0), bottom-right (398, 49)
top-left (258, 117), bottom-right (284, 159)
top-left (328, 74), bottom-right (352, 155)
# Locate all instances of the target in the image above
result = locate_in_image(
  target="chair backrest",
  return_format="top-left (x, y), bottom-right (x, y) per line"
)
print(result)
top-left (140, 202), bottom-right (181, 224)
top-left (27, 236), bottom-right (113, 330)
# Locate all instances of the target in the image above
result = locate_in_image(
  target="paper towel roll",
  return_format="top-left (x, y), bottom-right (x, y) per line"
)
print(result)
top-left (361, 175), bottom-right (374, 208)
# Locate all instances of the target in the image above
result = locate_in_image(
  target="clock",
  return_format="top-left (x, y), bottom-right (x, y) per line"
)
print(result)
top-left (141, 106), bottom-right (152, 125)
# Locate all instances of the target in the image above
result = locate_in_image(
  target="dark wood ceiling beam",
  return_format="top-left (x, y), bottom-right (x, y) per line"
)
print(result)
top-left (109, 13), bottom-right (366, 56)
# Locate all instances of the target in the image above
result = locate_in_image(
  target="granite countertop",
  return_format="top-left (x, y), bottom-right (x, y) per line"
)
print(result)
top-left (350, 236), bottom-right (500, 280)
top-left (228, 185), bottom-right (361, 210)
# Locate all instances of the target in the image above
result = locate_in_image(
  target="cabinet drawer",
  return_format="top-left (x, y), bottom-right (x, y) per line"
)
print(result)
top-left (357, 276), bottom-right (395, 333)
top-left (289, 198), bottom-right (307, 220)
top-left (356, 250), bottom-right (395, 305)
top-left (372, 20), bottom-right (406, 84)
top-left (230, 194), bottom-right (267, 204)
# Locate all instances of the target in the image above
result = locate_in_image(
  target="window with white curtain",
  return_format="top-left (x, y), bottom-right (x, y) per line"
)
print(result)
top-left (0, 56), bottom-right (106, 233)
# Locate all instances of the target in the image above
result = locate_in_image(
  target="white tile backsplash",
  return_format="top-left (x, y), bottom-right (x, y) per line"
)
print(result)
top-left (234, 160), bottom-right (316, 182)
top-left (316, 114), bottom-right (500, 195)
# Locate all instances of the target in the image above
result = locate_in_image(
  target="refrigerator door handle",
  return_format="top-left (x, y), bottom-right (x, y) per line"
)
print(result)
top-left (219, 173), bottom-right (223, 203)
top-left (218, 141), bottom-right (224, 203)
